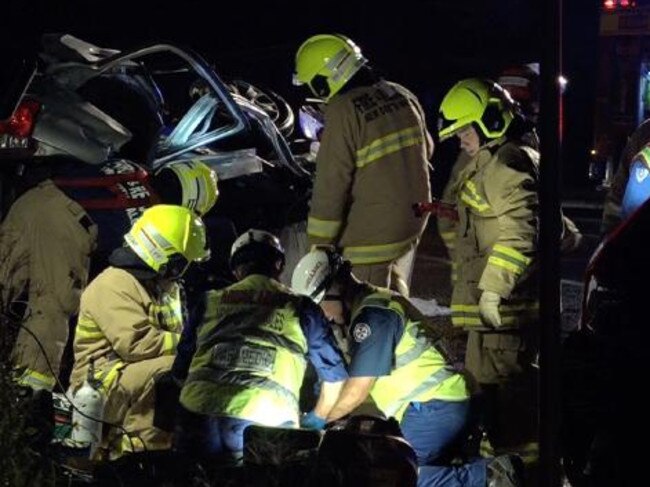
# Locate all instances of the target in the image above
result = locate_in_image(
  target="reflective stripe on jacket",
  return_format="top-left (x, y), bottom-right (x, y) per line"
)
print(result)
top-left (451, 139), bottom-right (539, 330)
top-left (351, 286), bottom-right (468, 421)
top-left (71, 267), bottom-right (183, 391)
top-left (307, 80), bottom-right (432, 264)
top-left (180, 275), bottom-right (308, 426)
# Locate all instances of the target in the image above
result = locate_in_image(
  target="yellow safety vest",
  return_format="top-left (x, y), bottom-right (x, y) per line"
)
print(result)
top-left (353, 288), bottom-right (469, 422)
top-left (180, 275), bottom-right (308, 426)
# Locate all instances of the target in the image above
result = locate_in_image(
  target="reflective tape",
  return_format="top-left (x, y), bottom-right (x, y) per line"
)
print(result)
top-left (355, 126), bottom-right (423, 168)
top-left (490, 244), bottom-right (531, 272)
top-left (16, 368), bottom-right (56, 391)
top-left (460, 191), bottom-right (490, 212)
top-left (162, 331), bottom-right (180, 355)
top-left (382, 366), bottom-right (456, 418)
top-left (307, 217), bottom-right (342, 239)
top-left (75, 320), bottom-right (104, 339)
top-left (343, 235), bottom-right (416, 264)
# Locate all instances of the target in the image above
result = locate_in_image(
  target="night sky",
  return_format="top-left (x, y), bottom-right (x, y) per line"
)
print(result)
top-left (3, 0), bottom-right (600, 189)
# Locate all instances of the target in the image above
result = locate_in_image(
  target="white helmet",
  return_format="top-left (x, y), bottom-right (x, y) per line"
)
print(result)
top-left (230, 229), bottom-right (285, 271)
top-left (291, 248), bottom-right (343, 303)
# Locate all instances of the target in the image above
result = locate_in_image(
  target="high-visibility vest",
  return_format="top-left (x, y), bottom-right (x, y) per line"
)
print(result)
top-left (180, 275), bottom-right (308, 426)
top-left (353, 288), bottom-right (468, 422)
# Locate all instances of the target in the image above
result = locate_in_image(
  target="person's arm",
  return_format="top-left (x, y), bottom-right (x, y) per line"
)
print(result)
top-left (324, 307), bottom-right (402, 422)
top-left (479, 150), bottom-right (538, 299)
top-left (300, 300), bottom-right (349, 422)
top-left (313, 380), bottom-right (344, 418)
top-left (307, 99), bottom-right (357, 247)
top-left (171, 291), bottom-right (208, 381)
top-left (91, 271), bottom-right (179, 361)
top-left (326, 376), bottom-right (376, 422)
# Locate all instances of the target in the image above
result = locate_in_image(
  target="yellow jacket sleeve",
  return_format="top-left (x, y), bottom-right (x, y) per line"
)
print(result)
top-left (479, 148), bottom-right (539, 298)
top-left (307, 98), bottom-right (357, 247)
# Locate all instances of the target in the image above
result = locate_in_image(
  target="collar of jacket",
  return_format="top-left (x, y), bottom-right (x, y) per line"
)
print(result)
top-left (109, 246), bottom-right (158, 281)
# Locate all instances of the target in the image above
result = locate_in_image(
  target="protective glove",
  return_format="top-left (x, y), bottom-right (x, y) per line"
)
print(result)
top-left (479, 290), bottom-right (502, 328)
top-left (300, 410), bottom-right (327, 430)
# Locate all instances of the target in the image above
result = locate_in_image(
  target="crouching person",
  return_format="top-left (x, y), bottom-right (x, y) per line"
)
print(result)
top-left (292, 248), bottom-right (524, 487)
top-left (176, 230), bottom-right (348, 464)
top-left (70, 205), bottom-right (209, 460)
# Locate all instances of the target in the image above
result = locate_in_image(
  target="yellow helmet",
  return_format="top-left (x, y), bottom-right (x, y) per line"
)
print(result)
top-left (293, 34), bottom-right (367, 101)
top-left (438, 78), bottom-right (515, 141)
top-left (156, 160), bottom-right (219, 216)
top-left (124, 204), bottom-right (209, 276)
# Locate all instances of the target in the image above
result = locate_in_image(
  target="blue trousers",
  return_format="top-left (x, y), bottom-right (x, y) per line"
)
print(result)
top-left (175, 407), bottom-right (296, 464)
top-left (400, 399), bottom-right (489, 487)
top-left (175, 407), bottom-right (254, 463)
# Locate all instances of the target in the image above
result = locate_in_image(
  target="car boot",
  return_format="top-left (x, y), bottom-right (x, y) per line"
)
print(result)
top-left (487, 454), bottom-right (524, 487)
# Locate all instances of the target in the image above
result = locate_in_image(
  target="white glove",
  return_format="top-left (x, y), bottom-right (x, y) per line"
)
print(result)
top-left (479, 291), bottom-right (502, 328)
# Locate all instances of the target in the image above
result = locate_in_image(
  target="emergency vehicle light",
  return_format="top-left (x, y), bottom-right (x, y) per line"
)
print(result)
top-left (603, 0), bottom-right (636, 9)
top-left (0, 99), bottom-right (40, 138)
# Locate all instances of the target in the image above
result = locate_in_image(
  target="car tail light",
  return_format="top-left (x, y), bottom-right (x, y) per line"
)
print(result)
top-left (0, 99), bottom-right (40, 138)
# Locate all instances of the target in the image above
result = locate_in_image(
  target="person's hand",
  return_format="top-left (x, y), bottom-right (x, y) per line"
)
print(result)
top-left (300, 410), bottom-right (327, 430)
top-left (479, 291), bottom-right (502, 328)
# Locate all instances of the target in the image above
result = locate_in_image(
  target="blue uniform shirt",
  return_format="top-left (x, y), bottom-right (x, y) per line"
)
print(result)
top-left (348, 307), bottom-right (404, 377)
top-left (301, 299), bottom-right (349, 383)
top-left (622, 160), bottom-right (650, 219)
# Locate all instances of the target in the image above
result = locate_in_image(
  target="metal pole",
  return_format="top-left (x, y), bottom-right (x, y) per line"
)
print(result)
top-left (539, 0), bottom-right (562, 484)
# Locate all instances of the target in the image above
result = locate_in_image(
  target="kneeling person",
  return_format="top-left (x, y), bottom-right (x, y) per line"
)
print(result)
top-left (292, 249), bottom-right (523, 487)
top-left (178, 230), bottom-right (348, 462)
top-left (70, 205), bottom-right (209, 459)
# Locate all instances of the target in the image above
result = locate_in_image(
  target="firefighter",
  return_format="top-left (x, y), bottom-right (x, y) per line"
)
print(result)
top-left (69, 204), bottom-right (208, 459)
top-left (292, 248), bottom-right (524, 487)
top-left (602, 118), bottom-right (650, 233)
top-left (177, 230), bottom-right (348, 463)
top-left (497, 66), bottom-right (581, 253)
top-left (438, 78), bottom-right (540, 472)
top-left (0, 159), bottom-right (218, 391)
top-left (293, 34), bottom-right (433, 296)
top-left (437, 66), bottom-right (538, 285)
top-left (437, 66), bottom-right (578, 288)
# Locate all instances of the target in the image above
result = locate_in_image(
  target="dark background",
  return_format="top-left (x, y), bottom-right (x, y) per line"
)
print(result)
top-left (2, 0), bottom-right (601, 193)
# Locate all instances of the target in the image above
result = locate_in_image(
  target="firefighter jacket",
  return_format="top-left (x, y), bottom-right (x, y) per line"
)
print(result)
top-left (180, 275), bottom-right (311, 426)
top-left (351, 285), bottom-right (469, 422)
top-left (307, 80), bottom-right (433, 265)
top-left (602, 118), bottom-right (650, 233)
top-left (440, 130), bottom-right (578, 272)
top-left (438, 150), bottom-right (473, 280)
top-left (450, 139), bottom-right (539, 329)
top-left (1, 180), bottom-right (97, 390)
top-left (52, 158), bottom-right (158, 275)
top-left (71, 266), bottom-right (183, 391)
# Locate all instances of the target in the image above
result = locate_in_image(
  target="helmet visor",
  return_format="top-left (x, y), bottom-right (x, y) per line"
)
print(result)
top-left (438, 115), bottom-right (469, 141)
top-left (184, 219), bottom-right (211, 263)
